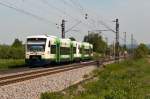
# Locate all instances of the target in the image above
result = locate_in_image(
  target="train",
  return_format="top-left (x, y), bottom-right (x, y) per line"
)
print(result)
top-left (25, 35), bottom-right (93, 66)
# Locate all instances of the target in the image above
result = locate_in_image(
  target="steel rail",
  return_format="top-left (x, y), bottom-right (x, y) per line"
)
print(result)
top-left (0, 61), bottom-right (96, 86)
top-left (0, 57), bottom-right (125, 86)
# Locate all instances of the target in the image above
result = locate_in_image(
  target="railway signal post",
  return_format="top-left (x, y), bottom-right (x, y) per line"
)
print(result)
top-left (114, 19), bottom-right (120, 63)
top-left (61, 19), bottom-right (66, 38)
top-left (131, 34), bottom-right (134, 57)
top-left (124, 32), bottom-right (127, 50)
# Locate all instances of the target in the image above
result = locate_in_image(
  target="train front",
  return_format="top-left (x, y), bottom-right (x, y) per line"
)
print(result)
top-left (25, 36), bottom-right (48, 66)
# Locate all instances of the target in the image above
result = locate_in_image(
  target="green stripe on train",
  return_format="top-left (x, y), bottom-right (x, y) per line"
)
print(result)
top-left (54, 38), bottom-right (60, 63)
top-left (70, 42), bottom-right (73, 62)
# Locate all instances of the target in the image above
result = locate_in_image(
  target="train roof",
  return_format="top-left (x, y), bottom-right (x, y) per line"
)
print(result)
top-left (82, 42), bottom-right (90, 45)
top-left (26, 35), bottom-right (93, 47)
top-left (26, 35), bottom-right (57, 39)
top-left (61, 38), bottom-right (71, 42)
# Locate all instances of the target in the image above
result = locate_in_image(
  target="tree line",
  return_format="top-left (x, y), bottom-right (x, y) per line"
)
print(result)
top-left (82, 33), bottom-right (150, 59)
top-left (0, 34), bottom-right (149, 59)
top-left (0, 39), bottom-right (24, 59)
top-left (0, 34), bottom-right (108, 59)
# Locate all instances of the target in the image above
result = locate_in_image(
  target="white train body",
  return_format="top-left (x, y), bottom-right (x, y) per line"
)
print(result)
top-left (25, 35), bottom-right (93, 65)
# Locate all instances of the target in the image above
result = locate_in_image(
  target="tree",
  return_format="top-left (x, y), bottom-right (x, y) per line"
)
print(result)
top-left (12, 38), bottom-right (23, 48)
top-left (0, 45), bottom-right (25, 59)
top-left (83, 33), bottom-right (107, 54)
top-left (134, 43), bottom-right (149, 59)
top-left (69, 37), bottom-right (76, 41)
top-left (0, 38), bottom-right (24, 59)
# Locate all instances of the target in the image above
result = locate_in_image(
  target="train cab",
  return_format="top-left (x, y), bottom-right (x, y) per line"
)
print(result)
top-left (25, 35), bottom-right (57, 65)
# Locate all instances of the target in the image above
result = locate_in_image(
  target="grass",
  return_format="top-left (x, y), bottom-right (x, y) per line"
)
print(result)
top-left (40, 58), bottom-right (150, 99)
top-left (0, 59), bottom-right (25, 70)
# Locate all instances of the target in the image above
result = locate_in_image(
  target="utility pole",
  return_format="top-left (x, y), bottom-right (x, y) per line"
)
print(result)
top-left (123, 32), bottom-right (127, 59)
top-left (114, 19), bottom-right (119, 63)
top-left (124, 32), bottom-right (126, 50)
top-left (88, 31), bottom-right (90, 42)
top-left (105, 37), bottom-right (108, 57)
top-left (61, 19), bottom-right (65, 38)
top-left (131, 34), bottom-right (134, 57)
top-left (113, 41), bottom-right (115, 58)
top-left (105, 37), bottom-right (108, 45)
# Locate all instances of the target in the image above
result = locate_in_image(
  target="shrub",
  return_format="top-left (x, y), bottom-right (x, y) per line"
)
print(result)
top-left (134, 43), bottom-right (149, 59)
top-left (40, 92), bottom-right (63, 99)
top-left (0, 45), bottom-right (24, 59)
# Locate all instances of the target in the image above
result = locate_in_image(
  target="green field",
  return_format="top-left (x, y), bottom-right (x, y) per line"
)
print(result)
top-left (0, 59), bottom-right (25, 70)
top-left (40, 58), bottom-right (150, 99)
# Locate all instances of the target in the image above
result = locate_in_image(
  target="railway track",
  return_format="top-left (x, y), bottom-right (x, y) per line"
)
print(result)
top-left (0, 57), bottom-right (123, 86)
top-left (0, 61), bottom-right (96, 86)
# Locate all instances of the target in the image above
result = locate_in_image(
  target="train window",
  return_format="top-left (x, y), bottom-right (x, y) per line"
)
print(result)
top-left (27, 45), bottom-right (45, 52)
top-left (27, 38), bottom-right (46, 52)
top-left (48, 41), bottom-right (51, 47)
top-left (51, 45), bottom-right (56, 54)
top-left (84, 49), bottom-right (89, 54)
top-left (60, 47), bottom-right (70, 55)
top-left (27, 38), bottom-right (46, 42)
top-left (89, 48), bottom-right (93, 54)
top-left (79, 47), bottom-right (83, 54)
top-left (73, 47), bottom-right (76, 54)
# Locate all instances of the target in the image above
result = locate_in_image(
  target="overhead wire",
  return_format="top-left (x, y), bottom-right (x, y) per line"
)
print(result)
top-left (68, 0), bottom-right (101, 30)
top-left (69, 0), bottom-right (127, 44)
top-left (0, 0), bottom-right (57, 25)
top-left (65, 21), bottom-right (82, 33)
top-left (40, 0), bottom-right (79, 22)
top-left (23, 0), bottom-right (63, 19)
top-left (0, 0), bottom-right (127, 43)
top-left (40, 0), bottom-right (94, 30)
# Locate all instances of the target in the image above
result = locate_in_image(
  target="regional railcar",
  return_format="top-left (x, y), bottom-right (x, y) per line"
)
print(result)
top-left (25, 35), bottom-right (93, 66)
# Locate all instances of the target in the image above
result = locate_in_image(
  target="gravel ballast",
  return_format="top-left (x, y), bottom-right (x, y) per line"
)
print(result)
top-left (0, 65), bottom-right (97, 99)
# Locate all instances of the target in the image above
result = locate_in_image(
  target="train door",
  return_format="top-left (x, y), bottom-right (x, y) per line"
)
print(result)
top-left (70, 43), bottom-right (73, 62)
top-left (56, 40), bottom-right (60, 63)
top-left (81, 45), bottom-right (84, 61)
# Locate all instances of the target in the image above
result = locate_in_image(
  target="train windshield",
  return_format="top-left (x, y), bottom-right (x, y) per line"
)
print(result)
top-left (27, 38), bottom-right (46, 52)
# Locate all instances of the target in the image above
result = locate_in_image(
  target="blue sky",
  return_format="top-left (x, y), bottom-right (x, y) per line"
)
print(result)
top-left (0, 0), bottom-right (149, 45)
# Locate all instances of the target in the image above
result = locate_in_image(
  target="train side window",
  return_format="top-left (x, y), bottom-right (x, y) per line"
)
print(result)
top-left (48, 41), bottom-right (51, 47)
top-left (80, 47), bottom-right (83, 54)
top-left (84, 49), bottom-right (89, 54)
top-left (51, 45), bottom-right (56, 54)
top-left (73, 47), bottom-right (76, 54)
top-left (60, 47), bottom-right (70, 55)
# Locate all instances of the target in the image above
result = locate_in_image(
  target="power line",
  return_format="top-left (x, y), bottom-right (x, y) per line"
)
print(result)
top-left (2, 0), bottom-right (127, 44)
top-left (40, 0), bottom-right (79, 22)
top-left (60, 0), bottom-right (87, 22)
top-left (70, 0), bottom-right (85, 13)
top-left (23, 0), bottom-right (63, 19)
top-left (68, 0), bottom-right (118, 34)
top-left (0, 1), bottom-right (57, 25)
top-left (57, 0), bottom-right (95, 29)
top-left (70, 0), bottom-right (125, 42)
top-left (40, 0), bottom-right (94, 29)
top-left (60, 0), bottom-right (75, 10)
top-left (67, 0), bottom-right (100, 28)
top-left (68, 0), bottom-right (96, 28)
top-left (68, 0), bottom-right (85, 15)
top-left (65, 21), bottom-right (82, 33)
top-left (58, 0), bottom-right (129, 47)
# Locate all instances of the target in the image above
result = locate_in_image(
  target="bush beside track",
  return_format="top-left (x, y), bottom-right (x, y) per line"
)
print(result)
top-left (40, 58), bottom-right (150, 99)
top-left (0, 39), bottom-right (25, 70)
top-left (0, 59), bottom-right (25, 70)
